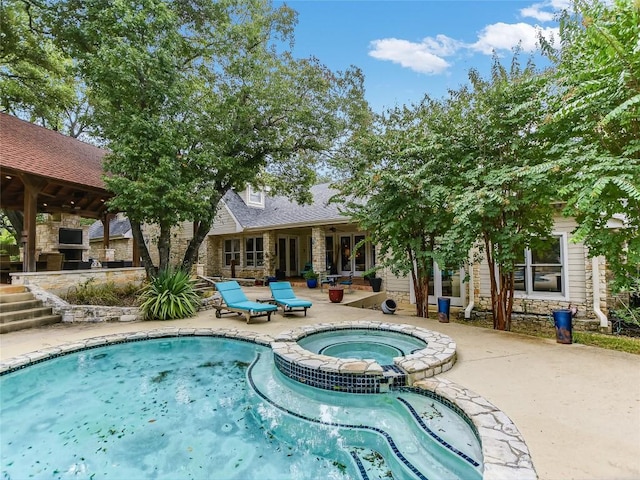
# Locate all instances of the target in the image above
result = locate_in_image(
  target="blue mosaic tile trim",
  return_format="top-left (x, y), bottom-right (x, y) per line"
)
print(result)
top-left (396, 397), bottom-right (480, 467)
top-left (274, 352), bottom-right (384, 394)
top-left (395, 387), bottom-right (480, 444)
top-left (350, 451), bottom-right (371, 480)
top-left (248, 354), bottom-right (429, 480)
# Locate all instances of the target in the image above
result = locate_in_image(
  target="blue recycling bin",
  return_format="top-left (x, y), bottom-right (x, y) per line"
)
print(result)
top-left (552, 309), bottom-right (572, 344)
top-left (437, 297), bottom-right (451, 323)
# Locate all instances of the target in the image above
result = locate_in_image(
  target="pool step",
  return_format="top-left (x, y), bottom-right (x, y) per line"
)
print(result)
top-left (0, 286), bottom-right (61, 333)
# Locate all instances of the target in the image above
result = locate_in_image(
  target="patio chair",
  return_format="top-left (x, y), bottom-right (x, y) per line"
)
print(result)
top-left (319, 271), bottom-right (332, 292)
top-left (269, 281), bottom-right (313, 316)
top-left (214, 280), bottom-right (277, 323)
top-left (45, 253), bottom-right (64, 271)
top-left (339, 273), bottom-right (353, 293)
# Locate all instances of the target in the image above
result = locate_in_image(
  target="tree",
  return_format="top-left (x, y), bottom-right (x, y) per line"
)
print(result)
top-left (447, 57), bottom-right (558, 331)
top-left (48, 0), bottom-right (368, 276)
top-left (0, 0), bottom-right (79, 130)
top-left (542, 0), bottom-right (640, 290)
top-left (336, 96), bottom-right (468, 318)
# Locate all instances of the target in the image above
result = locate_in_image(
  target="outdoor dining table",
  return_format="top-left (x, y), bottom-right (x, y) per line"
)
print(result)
top-left (326, 274), bottom-right (341, 286)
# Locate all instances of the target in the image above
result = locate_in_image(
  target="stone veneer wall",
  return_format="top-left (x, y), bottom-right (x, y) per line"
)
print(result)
top-left (35, 214), bottom-right (89, 261)
top-left (10, 268), bottom-right (146, 296)
top-left (88, 238), bottom-right (132, 262)
top-left (205, 232), bottom-right (275, 280)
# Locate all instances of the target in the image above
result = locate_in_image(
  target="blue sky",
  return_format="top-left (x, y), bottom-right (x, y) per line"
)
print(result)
top-left (280, 0), bottom-right (570, 112)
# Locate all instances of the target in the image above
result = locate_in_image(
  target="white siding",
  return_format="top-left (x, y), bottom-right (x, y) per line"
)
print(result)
top-left (209, 204), bottom-right (240, 235)
top-left (478, 216), bottom-right (586, 303)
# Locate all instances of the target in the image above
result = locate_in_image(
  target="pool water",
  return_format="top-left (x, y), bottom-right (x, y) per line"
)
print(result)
top-left (297, 329), bottom-right (428, 365)
top-left (0, 337), bottom-right (481, 480)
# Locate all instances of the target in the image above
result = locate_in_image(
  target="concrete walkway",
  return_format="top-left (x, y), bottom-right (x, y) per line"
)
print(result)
top-left (1, 286), bottom-right (639, 480)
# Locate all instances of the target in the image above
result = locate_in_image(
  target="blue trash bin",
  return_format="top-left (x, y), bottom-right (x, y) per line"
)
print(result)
top-left (552, 309), bottom-right (572, 344)
top-left (437, 297), bottom-right (451, 323)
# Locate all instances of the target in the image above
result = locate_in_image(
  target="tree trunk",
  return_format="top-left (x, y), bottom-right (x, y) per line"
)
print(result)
top-left (130, 220), bottom-right (156, 279)
top-left (157, 224), bottom-right (171, 272)
top-left (181, 193), bottom-right (223, 273)
top-left (409, 249), bottom-right (430, 318)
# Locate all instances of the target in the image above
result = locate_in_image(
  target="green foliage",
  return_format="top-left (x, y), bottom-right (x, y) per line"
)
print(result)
top-left (444, 56), bottom-right (558, 330)
top-left (63, 279), bottom-right (141, 307)
top-left (303, 269), bottom-right (318, 280)
top-left (543, 0), bottom-right (640, 290)
top-left (44, 0), bottom-right (368, 276)
top-left (335, 95), bottom-right (469, 317)
top-left (139, 269), bottom-right (200, 320)
top-left (0, 0), bottom-right (80, 130)
top-left (572, 331), bottom-right (640, 355)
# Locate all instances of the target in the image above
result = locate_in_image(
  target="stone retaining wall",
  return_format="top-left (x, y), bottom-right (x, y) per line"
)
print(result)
top-left (10, 267), bottom-right (146, 296)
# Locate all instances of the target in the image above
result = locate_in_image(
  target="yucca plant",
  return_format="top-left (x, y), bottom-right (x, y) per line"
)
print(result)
top-left (139, 269), bottom-right (200, 320)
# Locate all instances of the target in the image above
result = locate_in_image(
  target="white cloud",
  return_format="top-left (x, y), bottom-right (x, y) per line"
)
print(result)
top-left (521, 4), bottom-right (555, 22)
top-left (520, 0), bottom-right (572, 21)
top-left (368, 37), bottom-right (455, 75)
top-left (471, 22), bottom-right (558, 54)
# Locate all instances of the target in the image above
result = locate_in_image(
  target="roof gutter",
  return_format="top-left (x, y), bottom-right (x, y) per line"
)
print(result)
top-left (592, 256), bottom-right (609, 328)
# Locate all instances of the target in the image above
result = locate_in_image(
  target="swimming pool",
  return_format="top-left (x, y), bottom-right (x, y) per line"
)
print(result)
top-left (1, 336), bottom-right (482, 480)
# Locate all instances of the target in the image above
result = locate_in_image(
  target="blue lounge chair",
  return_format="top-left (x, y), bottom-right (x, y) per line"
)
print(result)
top-left (214, 281), bottom-right (277, 323)
top-left (269, 281), bottom-right (313, 316)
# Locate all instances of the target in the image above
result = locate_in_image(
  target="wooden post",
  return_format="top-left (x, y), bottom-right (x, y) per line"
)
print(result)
top-left (20, 176), bottom-right (43, 272)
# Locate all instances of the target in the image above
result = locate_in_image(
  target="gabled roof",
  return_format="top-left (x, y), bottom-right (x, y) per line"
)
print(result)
top-left (0, 113), bottom-right (107, 188)
top-left (0, 113), bottom-right (112, 218)
top-left (222, 183), bottom-right (348, 230)
top-left (88, 217), bottom-right (132, 240)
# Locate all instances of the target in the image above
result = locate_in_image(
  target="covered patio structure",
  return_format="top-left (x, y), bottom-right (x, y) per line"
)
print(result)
top-left (0, 113), bottom-right (136, 272)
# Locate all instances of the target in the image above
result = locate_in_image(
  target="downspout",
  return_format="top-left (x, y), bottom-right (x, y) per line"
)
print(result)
top-left (592, 256), bottom-right (608, 328)
top-left (464, 260), bottom-right (475, 319)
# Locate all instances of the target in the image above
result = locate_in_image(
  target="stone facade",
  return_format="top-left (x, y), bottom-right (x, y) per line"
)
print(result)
top-left (88, 239), bottom-right (131, 263)
top-left (10, 268), bottom-right (146, 296)
top-left (35, 214), bottom-right (90, 262)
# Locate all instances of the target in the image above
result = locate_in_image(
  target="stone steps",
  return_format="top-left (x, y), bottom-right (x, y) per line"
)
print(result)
top-left (0, 285), bottom-right (61, 334)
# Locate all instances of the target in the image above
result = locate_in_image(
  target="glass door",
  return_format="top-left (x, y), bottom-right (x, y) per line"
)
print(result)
top-left (340, 236), bottom-right (352, 274)
top-left (277, 236), bottom-right (298, 277)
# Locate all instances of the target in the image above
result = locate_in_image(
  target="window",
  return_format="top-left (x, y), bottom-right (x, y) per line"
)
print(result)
top-left (245, 237), bottom-right (264, 267)
top-left (224, 239), bottom-right (240, 266)
top-left (247, 186), bottom-right (263, 206)
top-left (515, 235), bottom-right (565, 295)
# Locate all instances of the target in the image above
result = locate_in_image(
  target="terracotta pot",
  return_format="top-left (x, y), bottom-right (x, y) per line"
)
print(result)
top-left (328, 286), bottom-right (344, 303)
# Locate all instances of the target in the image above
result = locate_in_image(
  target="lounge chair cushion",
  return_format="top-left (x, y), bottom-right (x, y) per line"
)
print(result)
top-left (216, 281), bottom-right (277, 312)
top-left (269, 281), bottom-right (312, 308)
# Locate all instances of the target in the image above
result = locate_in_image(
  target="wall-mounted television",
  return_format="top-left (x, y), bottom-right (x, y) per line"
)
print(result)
top-left (59, 228), bottom-right (83, 245)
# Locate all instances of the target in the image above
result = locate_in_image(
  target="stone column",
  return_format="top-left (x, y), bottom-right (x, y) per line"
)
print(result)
top-left (262, 231), bottom-right (277, 279)
top-left (311, 227), bottom-right (325, 273)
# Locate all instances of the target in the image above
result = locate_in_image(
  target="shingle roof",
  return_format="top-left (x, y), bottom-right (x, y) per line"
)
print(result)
top-left (88, 217), bottom-right (132, 240)
top-left (0, 112), bottom-right (107, 189)
top-left (224, 183), bottom-right (348, 230)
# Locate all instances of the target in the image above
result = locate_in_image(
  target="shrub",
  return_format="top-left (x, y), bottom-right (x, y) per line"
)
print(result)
top-left (64, 279), bottom-right (141, 307)
top-left (139, 269), bottom-right (200, 320)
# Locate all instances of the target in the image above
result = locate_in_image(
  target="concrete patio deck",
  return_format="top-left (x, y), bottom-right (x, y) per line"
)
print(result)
top-left (1, 285), bottom-right (639, 480)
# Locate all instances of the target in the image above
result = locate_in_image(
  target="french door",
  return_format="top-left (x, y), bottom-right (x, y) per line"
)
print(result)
top-left (278, 237), bottom-right (298, 277)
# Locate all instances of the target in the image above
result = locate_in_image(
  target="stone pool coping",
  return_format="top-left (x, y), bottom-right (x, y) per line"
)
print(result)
top-left (273, 320), bottom-right (457, 383)
top-left (0, 326), bottom-right (537, 480)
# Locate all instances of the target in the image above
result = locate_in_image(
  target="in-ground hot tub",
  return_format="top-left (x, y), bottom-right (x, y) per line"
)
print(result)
top-left (271, 321), bottom-right (458, 393)
top-left (298, 327), bottom-right (428, 366)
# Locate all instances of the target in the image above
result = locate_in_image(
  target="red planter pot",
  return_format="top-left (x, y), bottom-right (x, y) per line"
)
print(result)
top-left (328, 287), bottom-right (344, 303)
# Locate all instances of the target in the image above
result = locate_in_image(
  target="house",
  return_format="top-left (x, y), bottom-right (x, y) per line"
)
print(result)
top-left (88, 213), bottom-right (134, 264)
top-left (91, 184), bottom-right (614, 330)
